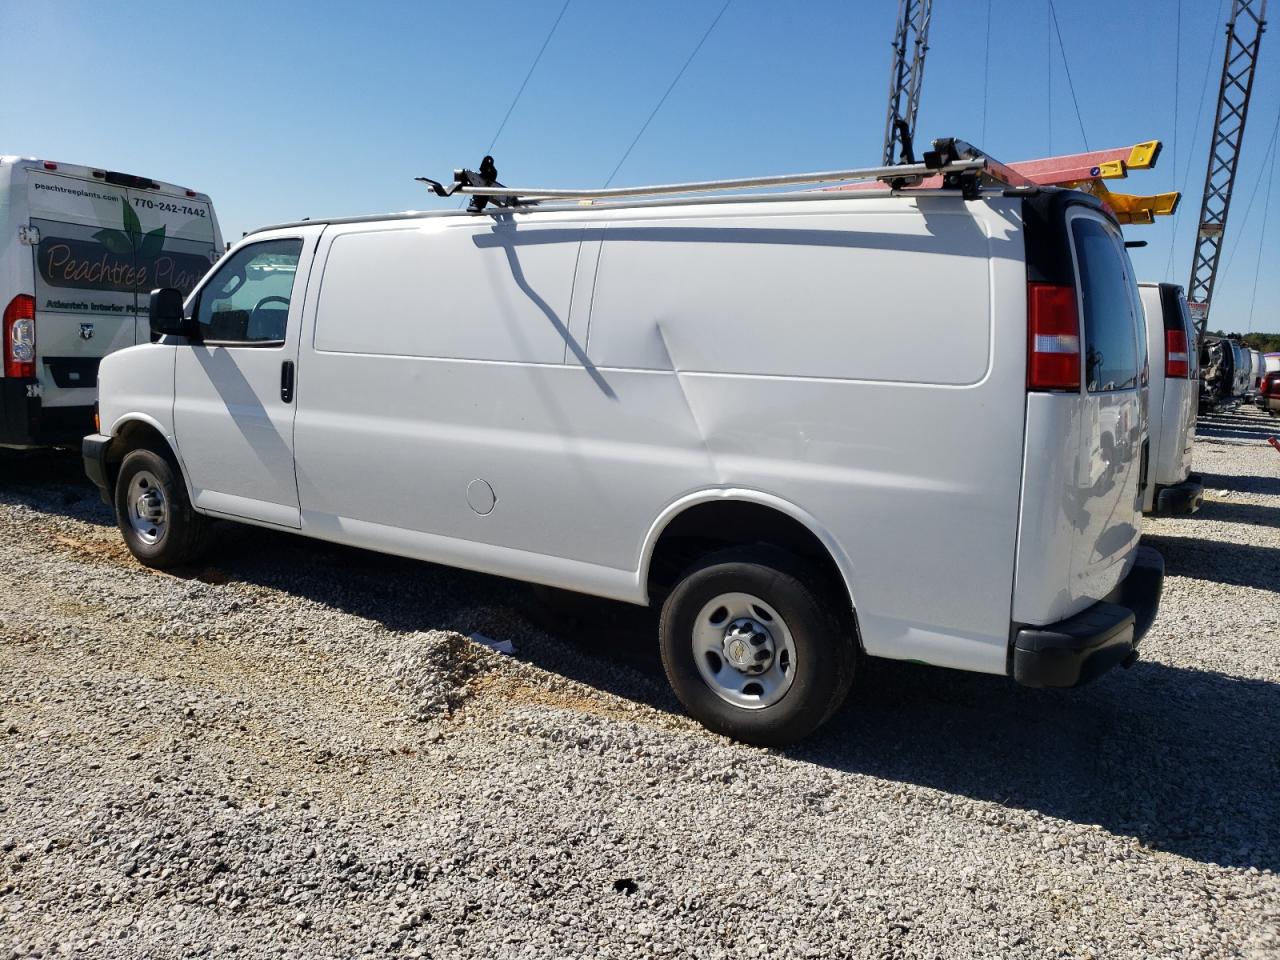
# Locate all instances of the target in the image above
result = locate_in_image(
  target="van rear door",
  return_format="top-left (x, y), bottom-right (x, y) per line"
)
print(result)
top-left (27, 167), bottom-right (218, 407)
top-left (1067, 209), bottom-right (1145, 600)
top-left (1013, 200), bottom-right (1145, 626)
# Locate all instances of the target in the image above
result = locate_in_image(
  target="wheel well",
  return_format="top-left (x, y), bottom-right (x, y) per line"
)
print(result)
top-left (647, 500), bottom-right (853, 611)
top-left (105, 421), bottom-right (174, 489)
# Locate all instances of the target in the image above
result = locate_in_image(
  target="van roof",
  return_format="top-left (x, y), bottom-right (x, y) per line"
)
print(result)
top-left (247, 138), bottom-right (1107, 237)
top-left (246, 183), bottom-right (1085, 238)
top-left (0, 155), bottom-right (211, 201)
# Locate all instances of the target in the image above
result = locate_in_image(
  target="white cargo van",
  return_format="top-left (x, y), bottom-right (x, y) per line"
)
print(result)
top-left (0, 157), bottom-right (221, 447)
top-left (1138, 282), bottom-right (1202, 514)
top-left (84, 148), bottom-right (1164, 744)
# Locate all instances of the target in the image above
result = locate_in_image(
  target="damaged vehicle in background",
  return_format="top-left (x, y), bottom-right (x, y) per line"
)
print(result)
top-left (1198, 335), bottom-right (1249, 413)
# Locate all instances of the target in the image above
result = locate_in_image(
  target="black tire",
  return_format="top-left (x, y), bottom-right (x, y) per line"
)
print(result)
top-left (659, 545), bottom-right (856, 747)
top-left (114, 446), bottom-right (210, 568)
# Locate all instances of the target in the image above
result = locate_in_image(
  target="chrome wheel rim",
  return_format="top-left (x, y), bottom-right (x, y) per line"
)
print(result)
top-left (691, 592), bottom-right (796, 709)
top-left (127, 470), bottom-right (167, 545)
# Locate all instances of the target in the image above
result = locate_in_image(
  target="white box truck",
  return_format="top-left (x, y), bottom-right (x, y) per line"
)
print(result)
top-left (83, 144), bottom-right (1164, 745)
top-left (0, 157), bottom-right (222, 447)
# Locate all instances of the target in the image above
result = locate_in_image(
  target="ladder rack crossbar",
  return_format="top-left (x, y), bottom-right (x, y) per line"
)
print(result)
top-left (451, 158), bottom-right (989, 201)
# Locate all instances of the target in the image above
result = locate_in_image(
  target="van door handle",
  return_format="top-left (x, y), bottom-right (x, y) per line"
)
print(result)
top-left (280, 360), bottom-right (295, 403)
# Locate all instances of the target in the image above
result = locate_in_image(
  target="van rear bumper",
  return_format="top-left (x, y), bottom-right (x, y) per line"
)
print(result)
top-left (1012, 546), bottom-right (1164, 688)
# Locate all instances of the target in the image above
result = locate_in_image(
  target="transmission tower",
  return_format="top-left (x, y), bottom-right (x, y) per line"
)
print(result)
top-left (882, 0), bottom-right (933, 165)
top-left (1187, 0), bottom-right (1268, 336)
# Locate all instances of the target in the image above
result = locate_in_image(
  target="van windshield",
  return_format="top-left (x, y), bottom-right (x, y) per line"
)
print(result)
top-left (1072, 218), bottom-right (1140, 392)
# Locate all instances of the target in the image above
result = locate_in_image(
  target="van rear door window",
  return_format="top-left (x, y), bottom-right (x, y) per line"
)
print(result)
top-left (1072, 218), bottom-right (1140, 392)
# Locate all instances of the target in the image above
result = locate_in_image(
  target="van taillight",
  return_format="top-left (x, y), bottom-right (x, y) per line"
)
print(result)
top-left (3, 295), bottom-right (36, 379)
top-left (1165, 328), bottom-right (1190, 378)
top-left (1027, 283), bottom-right (1080, 391)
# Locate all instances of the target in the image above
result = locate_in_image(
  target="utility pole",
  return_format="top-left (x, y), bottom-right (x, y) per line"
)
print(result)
top-left (882, 0), bottom-right (933, 165)
top-left (1187, 0), bottom-right (1268, 336)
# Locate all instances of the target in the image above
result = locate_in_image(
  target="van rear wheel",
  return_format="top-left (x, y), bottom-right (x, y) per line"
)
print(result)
top-left (659, 546), bottom-right (855, 746)
top-left (114, 447), bottom-right (210, 568)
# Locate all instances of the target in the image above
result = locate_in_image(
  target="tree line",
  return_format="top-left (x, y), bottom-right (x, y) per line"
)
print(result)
top-left (1207, 330), bottom-right (1280, 353)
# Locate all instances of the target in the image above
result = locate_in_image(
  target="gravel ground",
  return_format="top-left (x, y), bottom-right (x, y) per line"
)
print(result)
top-left (0, 407), bottom-right (1277, 959)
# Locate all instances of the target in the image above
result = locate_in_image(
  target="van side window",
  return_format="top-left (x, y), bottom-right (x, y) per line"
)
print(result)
top-left (193, 239), bottom-right (303, 344)
top-left (1072, 219), bottom-right (1140, 392)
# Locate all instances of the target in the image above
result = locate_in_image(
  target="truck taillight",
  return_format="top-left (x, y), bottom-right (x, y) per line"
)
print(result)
top-left (1165, 328), bottom-right (1190, 378)
top-left (3, 295), bottom-right (36, 379)
top-left (1027, 283), bottom-right (1080, 391)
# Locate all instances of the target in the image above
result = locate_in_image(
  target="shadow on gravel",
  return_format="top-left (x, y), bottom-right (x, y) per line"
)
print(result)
top-left (1142, 532), bottom-right (1280, 592)
top-left (1196, 414), bottom-right (1280, 443)
top-left (797, 657), bottom-right (1280, 873)
top-left (220, 521), bottom-right (1280, 874)
top-left (207, 524), bottom-right (680, 708)
top-left (1183, 497), bottom-right (1280, 527)
top-left (1199, 471), bottom-right (1280, 497)
top-left (0, 449), bottom-right (111, 527)
top-left (4, 448), bottom-right (1276, 874)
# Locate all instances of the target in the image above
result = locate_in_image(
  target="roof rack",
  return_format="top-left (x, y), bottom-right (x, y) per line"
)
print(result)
top-left (415, 138), bottom-right (1038, 212)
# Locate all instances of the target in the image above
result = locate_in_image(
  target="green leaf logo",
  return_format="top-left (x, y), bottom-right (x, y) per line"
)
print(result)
top-left (139, 225), bottom-right (166, 260)
top-left (93, 228), bottom-right (133, 256)
top-left (93, 204), bottom-right (169, 261)
top-left (122, 200), bottom-right (142, 237)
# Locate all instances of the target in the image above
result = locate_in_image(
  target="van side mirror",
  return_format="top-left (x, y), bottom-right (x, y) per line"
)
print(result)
top-left (148, 287), bottom-right (197, 339)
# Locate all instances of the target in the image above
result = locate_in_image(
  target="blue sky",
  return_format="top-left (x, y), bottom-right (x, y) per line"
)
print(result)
top-left (4, 0), bottom-right (1277, 332)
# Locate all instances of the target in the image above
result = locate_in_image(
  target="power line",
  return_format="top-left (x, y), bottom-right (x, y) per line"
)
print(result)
top-left (1046, 4), bottom-right (1052, 154)
top-left (485, 0), bottom-right (572, 155)
top-left (1247, 136), bottom-right (1276, 332)
top-left (603, 0), bottom-right (732, 187)
top-left (1172, 0), bottom-right (1181, 190)
top-left (1220, 103), bottom-right (1280, 284)
top-left (1162, 0), bottom-right (1228, 281)
top-left (981, 0), bottom-right (993, 145)
top-left (1047, 0), bottom-right (1089, 150)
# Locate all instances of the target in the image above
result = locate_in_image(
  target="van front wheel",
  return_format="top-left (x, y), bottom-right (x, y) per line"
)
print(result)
top-left (659, 546), bottom-right (855, 746)
top-left (114, 447), bottom-right (210, 568)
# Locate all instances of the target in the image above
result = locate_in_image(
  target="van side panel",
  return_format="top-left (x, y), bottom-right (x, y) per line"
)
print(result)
top-left (294, 198), bottom-right (1028, 673)
top-left (580, 197), bottom-right (1029, 672)
top-left (313, 223), bottom-right (575, 364)
top-left (585, 209), bottom-right (991, 384)
top-left (296, 217), bottom-right (674, 589)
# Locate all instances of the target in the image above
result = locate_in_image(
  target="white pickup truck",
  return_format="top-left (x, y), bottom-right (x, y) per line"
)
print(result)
top-left (84, 152), bottom-right (1164, 745)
